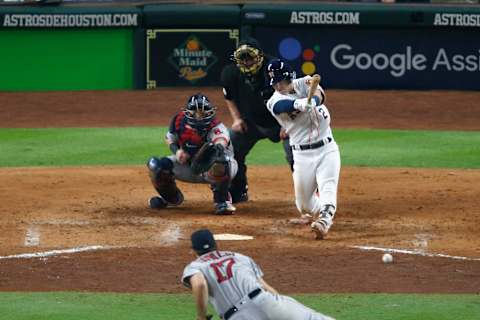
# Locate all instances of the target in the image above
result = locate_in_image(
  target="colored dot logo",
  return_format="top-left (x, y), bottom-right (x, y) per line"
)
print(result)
top-left (278, 37), bottom-right (320, 76)
top-left (279, 37), bottom-right (302, 60)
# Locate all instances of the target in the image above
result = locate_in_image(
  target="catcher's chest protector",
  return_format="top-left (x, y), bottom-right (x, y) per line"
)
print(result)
top-left (175, 114), bottom-right (219, 156)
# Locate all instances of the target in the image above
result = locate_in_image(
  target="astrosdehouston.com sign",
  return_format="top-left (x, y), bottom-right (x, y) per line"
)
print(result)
top-left (1, 13), bottom-right (139, 28)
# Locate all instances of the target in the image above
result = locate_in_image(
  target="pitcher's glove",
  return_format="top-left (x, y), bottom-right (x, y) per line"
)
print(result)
top-left (190, 143), bottom-right (225, 175)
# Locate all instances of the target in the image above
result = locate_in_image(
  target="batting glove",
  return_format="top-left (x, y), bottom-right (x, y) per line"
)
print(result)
top-left (293, 98), bottom-right (316, 112)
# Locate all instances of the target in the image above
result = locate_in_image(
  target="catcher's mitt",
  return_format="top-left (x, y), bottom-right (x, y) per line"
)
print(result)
top-left (190, 143), bottom-right (226, 175)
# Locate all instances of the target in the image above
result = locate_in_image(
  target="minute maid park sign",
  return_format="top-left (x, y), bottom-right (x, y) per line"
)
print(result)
top-left (168, 35), bottom-right (218, 83)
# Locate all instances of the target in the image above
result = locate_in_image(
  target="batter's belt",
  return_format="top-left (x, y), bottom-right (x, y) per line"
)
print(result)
top-left (290, 137), bottom-right (332, 151)
top-left (222, 288), bottom-right (262, 320)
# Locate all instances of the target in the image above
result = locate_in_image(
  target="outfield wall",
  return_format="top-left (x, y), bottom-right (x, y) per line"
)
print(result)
top-left (0, 7), bottom-right (139, 91)
top-left (0, 3), bottom-right (479, 91)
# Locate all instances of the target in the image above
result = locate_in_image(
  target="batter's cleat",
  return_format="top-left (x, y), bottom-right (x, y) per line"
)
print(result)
top-left (149, 196), bottom-right (168, 209)
top-left (288, 213), bottom-right (315, 225)
top-left (214, 201), bottom-right (236, 215)
top-left (311, 212), bottom-right (333, 240)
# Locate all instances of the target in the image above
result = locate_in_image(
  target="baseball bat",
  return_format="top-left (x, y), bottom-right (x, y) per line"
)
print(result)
top-left (307, 74), bottom-right (321, 104)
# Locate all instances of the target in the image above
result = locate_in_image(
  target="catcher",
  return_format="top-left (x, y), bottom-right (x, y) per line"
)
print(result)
top-left (146, 93), bottom-right (238, 215)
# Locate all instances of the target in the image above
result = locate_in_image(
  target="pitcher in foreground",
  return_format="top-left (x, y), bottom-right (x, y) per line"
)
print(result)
top-left (182, 229), bottom-right (335, 320)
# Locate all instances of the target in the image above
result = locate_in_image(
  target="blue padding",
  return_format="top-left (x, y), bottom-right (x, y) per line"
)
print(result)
top-left (272, 99), bottom-right (295, 114)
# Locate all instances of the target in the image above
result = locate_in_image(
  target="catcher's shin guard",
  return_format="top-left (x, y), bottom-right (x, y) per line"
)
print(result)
top-left (211, 181), bottom-right (236, 214)
top-left (211, 181), bottom-right (230, 203)
top-left (147, 157), bottom-right (184, 205)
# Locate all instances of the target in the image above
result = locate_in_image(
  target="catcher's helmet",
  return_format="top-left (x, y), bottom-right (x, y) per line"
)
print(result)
top-left (232, 40), bottom-right (264, 76)
top-left (266, 59), bottom-right (296, 85)
top-left (184, 93), bottom-right (216, 132)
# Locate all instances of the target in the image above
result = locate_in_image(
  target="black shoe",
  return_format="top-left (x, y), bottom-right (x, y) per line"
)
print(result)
top-left (149, 196), bottom-right (168, 209)
top-left (231, 191), bottom-right (248, 204)
top-left (149, 190), bottom-right (184, 209)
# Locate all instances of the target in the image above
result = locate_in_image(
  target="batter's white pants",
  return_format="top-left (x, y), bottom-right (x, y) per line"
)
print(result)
top-left (229, 290), bottom-right (335, 320)
top-left (292, 142), bottom-right (340, 216)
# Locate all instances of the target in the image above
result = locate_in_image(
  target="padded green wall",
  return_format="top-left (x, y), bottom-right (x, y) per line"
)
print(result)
top-left (0, 28), bottom-right (133, 91)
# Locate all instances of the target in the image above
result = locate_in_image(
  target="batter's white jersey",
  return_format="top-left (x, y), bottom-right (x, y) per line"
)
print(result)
top-left (266, 77), bottom-right (332, 146)
top-left (182, 250), bottom-right (335, 320)
top-left (266, 76), bottom-right (341, 225)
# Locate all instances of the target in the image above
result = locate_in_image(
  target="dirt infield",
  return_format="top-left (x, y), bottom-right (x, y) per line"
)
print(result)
top-left (0, 89), bottom-right (479, 294)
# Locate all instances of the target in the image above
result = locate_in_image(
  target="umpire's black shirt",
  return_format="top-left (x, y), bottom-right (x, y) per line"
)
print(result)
top-left (221, 62), bottom-right (278, 129)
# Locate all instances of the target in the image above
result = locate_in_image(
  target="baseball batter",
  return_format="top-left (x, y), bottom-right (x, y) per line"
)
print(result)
top-left (146, 94), bottom-right (238, 215)
top-left (182, 229), bottom-right (335, 320)
top-left (265, 59), bottom-right (341, 239)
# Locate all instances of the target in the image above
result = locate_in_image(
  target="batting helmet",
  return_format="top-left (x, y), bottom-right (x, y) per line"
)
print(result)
top-left (184, 93), bottom-right (216, 133)
top-left (266, 59), bottom-right (296, 85)
top-left (232, 40), bottom-right (264, 76)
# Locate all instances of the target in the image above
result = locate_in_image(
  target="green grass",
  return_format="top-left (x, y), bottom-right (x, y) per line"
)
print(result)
top-left (0, 292), bottom-right (478, 320)
top-left (0, 127), bottom-right (479, 168)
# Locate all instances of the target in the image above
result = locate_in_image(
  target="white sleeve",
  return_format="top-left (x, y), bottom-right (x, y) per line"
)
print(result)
top-left (181, 262), bottom-right (202, 288)
top-left (266, 97), bottom-right (275, 114)
top-left (292, 77), bottom-right (309, 98)
top-left (165, 131), bottom-right (178, 145)
top-left (294, 76), bottom-right (325, 104)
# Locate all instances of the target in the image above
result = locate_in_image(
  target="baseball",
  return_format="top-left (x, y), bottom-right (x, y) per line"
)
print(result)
top-left (382, 253), bottom-right (393, 264)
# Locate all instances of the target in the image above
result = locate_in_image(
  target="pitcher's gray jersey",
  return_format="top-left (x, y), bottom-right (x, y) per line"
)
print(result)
top-left (266, 76), bottom-right (332, 146)
top-left (182, 250), bottom-right (263, 316)
top-left (182, 250), bottom-right (335, 320)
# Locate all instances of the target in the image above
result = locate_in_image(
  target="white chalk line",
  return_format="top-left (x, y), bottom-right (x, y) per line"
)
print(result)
top-left (156, 223), bottom-right (182, 245)
top-left (352, 245), bottom-right (480, 261)
top-left (0, 245), bottom-right (116, 260)
top-left (24, 226), bottom-right (40, 247)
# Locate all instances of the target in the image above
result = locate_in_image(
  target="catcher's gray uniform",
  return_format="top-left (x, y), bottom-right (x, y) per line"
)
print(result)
top-left (164, 122), bottom-right (237, 184)
top-left (182, 250), bottom-right (335, 320)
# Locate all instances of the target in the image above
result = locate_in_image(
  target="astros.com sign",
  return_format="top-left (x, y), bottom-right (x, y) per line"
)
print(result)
top-left (330, 44), bottom-right (480, 77)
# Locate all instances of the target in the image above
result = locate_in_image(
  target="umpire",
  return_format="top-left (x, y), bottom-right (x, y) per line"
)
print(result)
top-left (221, 38), bottom-right (293, 203)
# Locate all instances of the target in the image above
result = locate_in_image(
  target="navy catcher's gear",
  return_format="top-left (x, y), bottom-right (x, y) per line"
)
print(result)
top-left (267, 59), bottom-right (296, 85)
top-left (183, 94), bottom-right (216, 135)
top-left (147, 157), bottom-right (184, 206)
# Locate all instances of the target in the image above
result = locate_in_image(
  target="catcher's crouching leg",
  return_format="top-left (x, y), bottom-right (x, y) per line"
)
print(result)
top-left (207, 159), bottom-right (236, 215)
top-left (146, 157), bottom-right (184, 209)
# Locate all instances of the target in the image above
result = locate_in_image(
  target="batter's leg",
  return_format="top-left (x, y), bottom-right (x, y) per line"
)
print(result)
top-left (315, 149), bottom-right (341, 214)
top-left (282, 137), bottom-right (294, 172)
top-left (311, 149), bottom-right (341, 239)
top-left (292, 151), bottom-right (318, 215)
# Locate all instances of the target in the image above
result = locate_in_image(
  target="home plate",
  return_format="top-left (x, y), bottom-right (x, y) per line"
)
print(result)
top-left (214, 233), bottom-right (254, 241)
